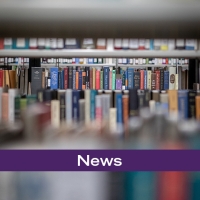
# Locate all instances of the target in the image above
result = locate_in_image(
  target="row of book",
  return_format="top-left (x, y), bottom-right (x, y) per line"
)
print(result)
top-left (30, 66), bottom-right (188, 93)
top-left (0, 57), bottom-right (189, 65)
top-left (0, 38), bottom-right (198, 50)
top-left (1, 88), bottom-right (200, 132)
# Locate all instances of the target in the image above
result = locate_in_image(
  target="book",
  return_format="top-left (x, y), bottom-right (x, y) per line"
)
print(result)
top-left (57, 38), bottom-right (64, 49)
top-left (114, 39), bottom-right (122, 50)
top-left (72, 90), bottom-right (81, 122)
top-left (50, 38), bottom-right (57, 50)
top-left (65, 89), bottom-right (72, 124)
top-left (14, 95), bottom-right (21, 121)
top-left (138, 90), bottom-right (145, 108)
top-left (109, 68), bottom-right (112, 90)
top-left (82, 71), bottom-right (86, 90)
top-left (129, 39), bottom-right (138, 50)
top-left (68, 67), bottom-right (73, 89)
top-left (176, 39), bottom-right (185, 50)
top-left (59, 93), bottom-right (66, 121)
top-left (31, 67), bottom-right (42, 95)
top-left (151, 72), bottom-right (156, 90)
top-left (138, 39), bottom-right (145, 50)
top-left (90, 69), bottom-right (93, 89)
top-left (188, 91), bottom-right (196, 118)
top-left (4, 38), bottom-right (12, 49)
top-left (152, 90), bottom-right (160, 102)
top-left (50, 67), bottom-right (58, 89)
top-left (144, 70), bottom-right (147, 89)
top-left (75, 71), bottom-right (79, 90)
top-left (85, 90), bottom-right (90, 124)
top-left (112, 68), bottom-right (116, 90)
top-left (79, 99), bottom-right (85, 123)
top-left (37, 38), bottom-right (45, 49)
top-left (140, 70), bottom-right (144, 90)
top-left (168, 90), bottom-right (178, 115)
top-left (2, 93), bottom-right (8, 122)
top-left (0, 70), bottom-right (3, 87)
top-left (93, 68), bottom-right (96, 89)
top-left (72, 68), bottom-right (76, 89)
top-left (95, 95), bottom-right (102, 126)
top-left (96, 70), bottom-right (100, 90)
top-left (85, 67), bottom-right (90, 89)
top-left (147, 70), bottom-right (152, 90)
top-left (12, 38), bottom-right (29, 49)
top-left (155, 70), bottom-right (160, 90)
top-left (0, 88), bottom-right (2, 121)
top-left (90, 90), bottom-right (97, 121)
top-left (29, 38), bottom-right (37, 49)
top-left (65, 38), bottom-right (80, 49)
top-left (109, 108), bottom-right (117, 133)
top-left (96, 38), bottom-right (106, 49)
top-left (169, 67), bottom-right (176, 90)
top-left (164, 70), bottom-right (169, 90)
top-left (51, 100), bottom-right (60, 128)
top-left (133, 71), bottom-right (140, 89)
top-left (129, 89), bottom-right (139, 117)
top-left (122, 95), bottom-right (129, 137)
top-left (116, 74), bottom-right (122, 90)
top-left (64, 68), bottom-right (68, 89)
top-left (103, 67), bottom-right (110, 90)
top-left (178, 90), bottom-right (188, 119)
top-left (122, 39), bottom-right (129, 50)
top-left (127, 68), bottom-right (134, 89)
top-left (100, 69), bottom-right (103, 89)
top-left (185, 39), bottom-right (197, 50)
top-left (82, 38), bottom-right (95, 49)
top-left (160, 69), bottom-right (164, 90)
top-left (196, 96), bottom-right (200, 120)
top-left (78, 69), bottom-right (82, 90)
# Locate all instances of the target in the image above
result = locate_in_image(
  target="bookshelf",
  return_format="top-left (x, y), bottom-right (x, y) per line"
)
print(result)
top-left (0, 49), bottom-right (199, 58)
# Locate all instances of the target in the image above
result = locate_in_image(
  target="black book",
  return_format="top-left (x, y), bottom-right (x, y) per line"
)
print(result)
top-left (137, 90), bottom-right (145, 108)
top-left (133, 71), bottom-right (140, 89)
top-left (160, 68), bottom-right (164, 90)
top-left (188, 59), bottom-right (199, 90)
top-left (129, 88), bottom-right (139, 117)
top-left (188, 90), bottom-right (196, 118)
top-left (68, 66), bottom-right (73, 89)
top-left (31, 67), bottom-right (42, 95)
top-left (144, 89), bottom-right (150, 107)
top-left (85, 66), bottom-right (90, 89)
top-left (60, 93), bottom-right (66, 121)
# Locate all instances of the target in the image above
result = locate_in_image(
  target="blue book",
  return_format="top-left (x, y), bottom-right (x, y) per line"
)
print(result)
top-left (178, 90), bottom-right (188, 119)
top-left (150, 39), bottom-right (154, 50)
top-left (88, 58), bottom-right (93, 64)
top-left (163, 71), bottom-right (169, 90)
top-left (78, 70), bottom-right (82, 90)
top-left (144, 70), bottom-right (147, 89)
top-left (72, 69), bottom-right (76, 89)
top-left (103, 67), bottom-right (110, 90)
top-left (72, 90), bottom-right (80, 122)
top-left (75, 58), bottom-right (79, 64)
top-left (125, 69), bottom-right (128, 90)
top-left (116, 93), bottom-right (123, 123)
top-left (50, 67), bottom-right (58, 89)
top-left (61, 70), bottom-right (64, 89)
top-left (58, 71), bottom-right (62, 89)
top-left (127, 68), bottom-right (134, 89)
top-left (90, 90), bottom-right (97, 121)
top-left (12, 38), bottom-right (29, 49)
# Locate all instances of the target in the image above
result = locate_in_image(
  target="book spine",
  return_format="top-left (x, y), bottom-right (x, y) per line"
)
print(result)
top-left (164, 71), bottom-right (169, 90)
top-left (78, 70), bottom-right (82, 90)
top-left (116, 93), bottom-right (123, 124)
top-left (155, 70), bottom-right (160, 90)
top-left (95, 95), bottom-right (102, 126)
top-left (112, 69), bottom-right (116, 90)
top-left (90, 68), bottom-right (93, 89)
top-left (100, 70), bottom-right (103, 89)
top-left (196, 96), bottom-right (200, 120)
top-left (129, 89), bottom-right (139, 117)
top-left (120, 69), bottom-right (125, 90)
top-left (151, 73), bottom-right (156, 90)
top-left (140, 70), bottom-right (144, 90)
top-left (125, 69), bottom-right (128, 90)
top-left (60, 94), bottom-right (66, 121)
top-left (93, 68), bottom-right (96, 90)
top-left (0, 70), bottom-right (3, 87)
top-left (109, 108), bottom-right (117, 133)
top-left (178, 90), bottom-right (188, 119)
top-left (123, 95), bottom-right (129, 138)
top-left (51, 100), bottom-right (60, 128)
top-left (72, 90), bottom-right (80, 122)
top-left (160, 69), bottom-right (164, 90)
top-left (147, 70), bottom-right (151, 90)
top-left (168, 90), bottom-right (178, 115)
top-left (144, 70), bottom-right (147, 89)
top-left (169, 67), bottom-right (176, 90)
top-left (0, 88), bottom-right (2, 121)
top-left (85, 67), bottom-right (90, 89)
top-left (79, 99), bottom-right (85, 122)
top-left (72, 69), bottom-right (76, 89)
top-left (188, 91), bottom-right (196, 118)
top-left (128, 68), bottom-right (134, 89)
top-left (64, 68), bottom-right (68, 89)
top-left (31, 67), bottom-right (42, 94)
top-left (65, 89), bottom-right (72, 124)
top-left (134, 71), bottom-right (140, 89)
top-left (175, 74), bottom-right (179, 90)
top-left (50, 67), bottom-right (58, 90)
top-left (96, 70), bottom-right (100, 90)
top-left (103, 67), bottom-right (109, 90)
top-left (109, 70), bottom-right (112, 90)
top-left (75, 71), bottom-right (79, 90)
top-left (68, 67), bottom-right (73, 89)
top-left (42, 71), bottom-right (45, 89)
top-left (58, 71), bottom-right (61, 89)
top-left (85, 90), bottom-right (90, 124)
top-left (90, 90), bottom-right (97, 121)
top-left (14, 95), bottom-right (21, 121)
top-left (82, 71), bottom-right (86, 90)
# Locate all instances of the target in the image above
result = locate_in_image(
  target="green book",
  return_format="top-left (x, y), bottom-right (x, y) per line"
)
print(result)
top-left (100, 69), bottom-right (103, 89)
top-left (27, 95), bottom-right (37, 105)
top-left (112, 69), bottom-right (116, 90)
top-left (15, 95), bottom-right (21, 121)
top-left (146, 58), bottom-right (149, 64)
top-left (20, 98), bottom-right (27, 112)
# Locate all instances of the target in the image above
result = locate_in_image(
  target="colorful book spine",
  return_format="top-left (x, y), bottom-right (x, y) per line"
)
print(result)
top-left (160, 69), bottom-right (164, 90)
top-left (164, 71), bottom-right (169, 90)
top-left (60, 93), bottom-right (66, 121)
top-left (169, 67), bottom-right (176, 90)
top-left (65, 89), bottom-right (72, 124)
top-left (82, 71), bottom-right (86, 90)
top-left (51, 100), bottom-right (60, 128)
top-left (58, 71), bottom-right (62, 89)
top-left (144, 70), bottom-right (147, 89)
top-left (90, 90), bottom-right (97, 121)
top-left (72, 69), bottom-right (76, 89)
top-left (147, 70), bottom-right (151, 90)
top-left (109, 69), bottom-right (112, 90)
top-left (128, 68), bottom-right (134, 89)
top-left (93, 68), bottom-right (96, 90)
top-left (78, 70), bottom-right (82, 90)
top-left (90, 69), bottom-right (93, 89)
top-left (72, 90), bottom-right (80, 122)
top-left (134, 71), bottom-right (140, 89)
top-left (168, 90), bottom-right (178, 115)
top-left (140, 70), bottom-right (144, 90)
top-left (151, 72), bottom-right (156, 90)
top-left (125, 69), bottom-right (128, 90)
top-left (121, 69), bottom-right (126, 90)
top-left (50, 67), bottom-right (58, 90)
top-left (155, 70), bottom-right (160, 90)
top-left (75, 71), bottom-right (79, 90)
top-left (116, 93), bottom-right (123, 124)
top-left (178, 90), bottom-right (189, 119)
top-left (112, 68), bottom-right (116, 90)
top-left (96, 70), bottom-right (100, 90)
top-left (0, 70), bottom-right (3, 87)
top-left (196, 96), bottom-right (200, 120)
top-left (85, 67), bottom-right (90, 89)
top-left (103, 67), bottom-right (110, 90)
top-left (100, 69), bottom-right (103, 89)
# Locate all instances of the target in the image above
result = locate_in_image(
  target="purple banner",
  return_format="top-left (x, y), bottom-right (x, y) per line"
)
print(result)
top-left (0, 150), bottom-right (200, 171)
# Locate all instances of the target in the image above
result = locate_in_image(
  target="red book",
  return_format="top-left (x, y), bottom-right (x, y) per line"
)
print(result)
top-left (155, 69), bottom-right (160, 90)
top-left (96, 70), bottom-right (100, 90)
top-left (140, 70), bottom-right (144, 89)
top-left (90, 69), bottom-right (93, 89)
top-left (64, 68), bottom-right (68, 89)
top-left (0, 38), bottom-right (3, 49)
top-left (0, 70), bottom-right (3, 87)
top-left (138, 39), bottom-right (145, 50)
top-left (114, 39), bottom-right (122, 50)
top-left (166, 58), bottom-right (168, 64)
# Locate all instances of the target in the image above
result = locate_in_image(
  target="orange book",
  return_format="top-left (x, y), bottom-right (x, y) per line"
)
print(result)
top-left (4, 70), bottom-right (10, 88)
top-left (75, 71), bottom-right (79, 90)
top-left (155, 69), bottom-right (160, 90)
top-left (96, 70), bottom-right (100, 90)
top-left (9, 70), bottom-right (16, 88)
top-left (168, 90), bottom-right (178, 114)
top-left (140, 70), bottom-right (144, 90)
top-left (123, 95), bottom-right (129, 138)
top-left (196, 96), bottom-right (200, 120)
top-left (82, 71), bottom-right (86, 90)
top-left (0, 38), bottom-right (3, 49)
top-left (2, 93), bottom-right (9, 122)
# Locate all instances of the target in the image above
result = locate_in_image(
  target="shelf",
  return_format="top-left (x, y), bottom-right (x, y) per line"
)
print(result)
top-left (1, 0), bottom-right (200, 38)
top-left (0, 50), bottom-right (199, 58)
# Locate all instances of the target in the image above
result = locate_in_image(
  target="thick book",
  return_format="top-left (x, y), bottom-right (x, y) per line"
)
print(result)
top-left (116, 74), bottom-right (122, 90)
top-left (121, 69), bottom-right (126, 90)
top-left (96, 38), bottom-right (106, 49)
top-left (103, 67), bottom-right (110, 90)
top-left (196, 96), bottom-right (200, 120)
top-left (82, 71), bottom-right (86, 90)
top-left (85, 67), bottom-right (90, 89)
top-left (155, 70), bottom-right (160, 90)
top-left (64, 68), bottom-right (68, 89)
top-left (96, 70), bottom-right (100, 90)
top-left (144, 70), bottom-right (147, 89)
top-left (68, 66), bottom-right (73, 89)
top-left (168, 90), bottom-right (178, 114)
top-left (93, 68), bottom-right (96, 89)
top-left (169, 67), bottom-right (176, 90)
top-left (50, 67), bottom-right (58, 90)
top-left (127, 68), bottom-right (134, 89)
top-left (178, 90), bottom-right (188, 119)
top-left (133, 71), bottom-right (140, 89)
top-left (109, 108), bottom-right (117, 133)
top-left (160, 68), bottom-right (164, 90)
top-left (90, 90), bottom-right (97, 121)
top-left (100, 69), bottom-right (103, 89)
top-left (164, 71), bottom-right (169, 90)
top-left (140, 70), bottom-right (144, 90)
top-left (51, 100), bottom-right (60, 128)
top-left (151, 72), bottom-right (156, 90)
top-left (109, 69), bottom-right (112, 90)
top-left (31, 67), bottom-right (42, 94)
top-left (65, 38), bottom-right (80, 49)
top-left (78, 70), bottom-right (82, 90)
top-left (58, 71), bottom-right (62, 89)
top-left (112, 68), bottom-right (116, 90)
top-left (129, 89), bottom-right (139, 117)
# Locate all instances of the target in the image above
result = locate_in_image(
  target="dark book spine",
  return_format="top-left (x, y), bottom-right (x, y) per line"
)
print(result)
top-left (85, 67), bottom-right (90, 89)
top-left (138, 90), bottom-right (145, 108)
top-left (129, 88), bottom-right (139, 117)
top-left (155, 70), bottom-right (160, 90)
top-left (50, 67), bottom-right (58, 90)
top-left (58, 71), bottom-right (62, 89)
top-left (188, 59), bottom-right (199, 90)
top-left (103, 67), bottom-right (110, 90)
top-left (144, 89), bottom-right (150, 107)
top-left (164, 71), bottom-right (169, 90)
top-left (160, 69), bottom-right (164, 90)
top-left (61, 70), bottom-right (64, 89)
top-left (151, 72), bottom-right (156, 90)
top-left (72, 90), bottom-right (80, 121)
top-left (64, 68), bottom-right (68, 89)
top-left (31, 67), bottom-right (42, 94)
top-left (15, 95), bottom-right (21, 120)
top-left (90, 68), bottom-right (93, 89)
top-left (78, 70), bottom-right (82, 90)
top-left (116, 93), bottom-right (123, 123)
top-left (68, 67), bottom-right (73, 89)
top-left (60, 93), bottom-right (66, 121)
top-left (128, 68), bottom-right (134, 89)
top-left (134, 71), bottom-right (140, 89)
top-left (188, 91), bottom-right (196, 118)
top-left (178, 90), bottom-right (188, 119)
top-left (72, 69), bottom-right (76, 89)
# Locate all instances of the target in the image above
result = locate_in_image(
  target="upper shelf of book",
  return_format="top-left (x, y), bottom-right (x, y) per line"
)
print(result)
top-left (1, 0), bottom-right (200, 38)
top-left (0, 50), bottom-right (199, 58)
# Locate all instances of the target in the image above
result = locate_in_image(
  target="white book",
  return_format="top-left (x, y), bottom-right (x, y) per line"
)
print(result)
top-left (8, 89), bottom-right (19, 123)
top-left (79, 99), bottom-right (85, 123)
top-left (147, 70), bottom-right (152, 90)
top-left (149, 100), bottom-right (156, 113)
top-left (85, 90), bottom-right (90, 125)
top-left (109, 108), bottom-right (117, 134)
top-left (29, 38), bottom-right (37, 48)
top-left (65, 89), bottom-right (72, 124)
top-left (169, 66), bottom-right (176, 89)
top-left (168, 39), bottom-right (175, 50)
top-left (51, 100), bottom-right (60, 128)
top-left (0, 88), bottom-right (2, 122)
top-left (101, 94), bottom-right (110, 120)
top-left (175, 74), bottom-right (179, 90)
